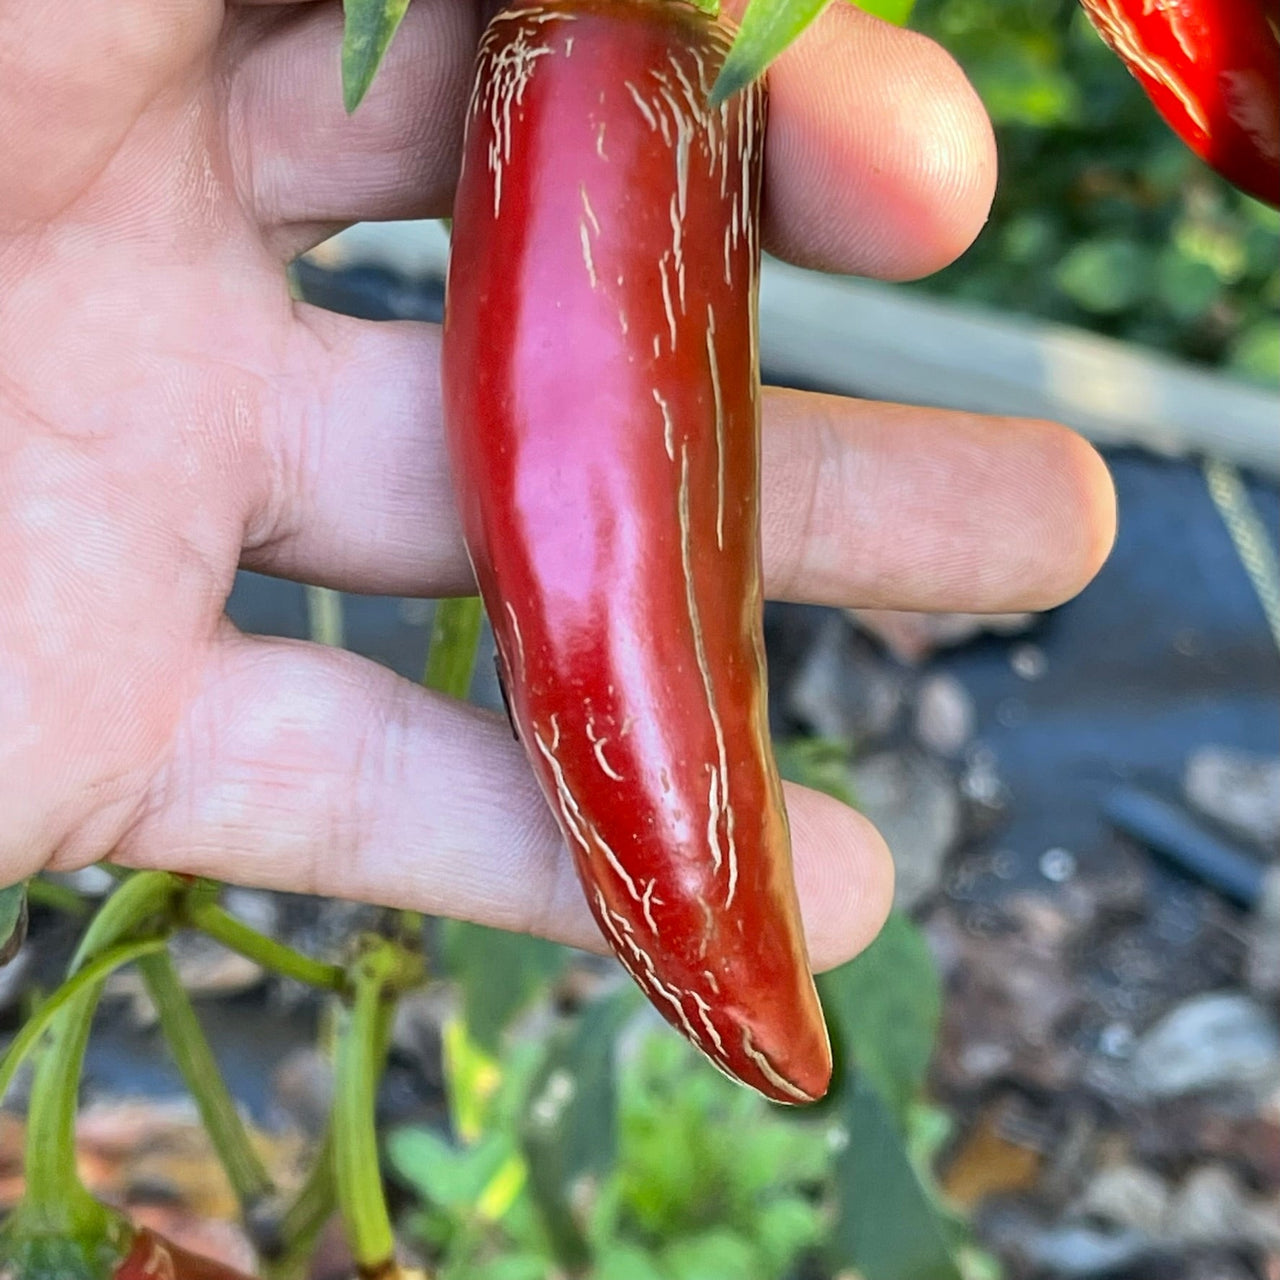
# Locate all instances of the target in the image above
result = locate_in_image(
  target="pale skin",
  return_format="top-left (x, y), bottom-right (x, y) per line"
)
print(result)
top-left (0, 0), bottom-right (1115, 969)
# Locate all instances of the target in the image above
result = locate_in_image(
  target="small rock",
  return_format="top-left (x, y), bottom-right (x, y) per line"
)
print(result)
top-left (928, 895), bottom-right (1085, 1093)
top-left (847, 608), bottom-right (1036, 666)
top-left (850, 750), bottom-right (961, 909)
top-left (1185, 746), bottom-right (1280, 851)
top-left (1010, 643), bottom-right (1048, 680)
top-left (1008, 1221), bottom-right (1151, 1277)
top-left (1040, 847), bottom-right (1078, 883)
top-left (0, 945), bottom-right (30, 1015)
top-left (1165, 1164), bottom-right (1280, 1250)
top-left (1248, 867), bottom-right (1280, 998)
top-left (959, 744), bottom-right (1002, 798)
top-left (44, 865), bottom-right (118, 897)
top-left (1129, 993), bottom-right (1280, 1100)
top-left (914, 674), bottom-right (976, 757)
top-left (1074, 1164), bottom-right (1170, 1234)
top-left (221, 888), bottom-right (280, 937)
top-left (271, 1048), bottom-right (334, 1138)
top-left (1129, 1099), bottom-right (1280, 1191)
top-left (787, 615), bottom-right (904, 743)
top-left (390, 985), bottom-right (454, 1096)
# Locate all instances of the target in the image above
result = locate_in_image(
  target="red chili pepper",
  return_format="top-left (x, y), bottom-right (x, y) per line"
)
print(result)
top-left (1078, 0), bottom-right (1280, 206)
top-left (443, 0), bottom-right (832, 1102)
top-left (115, 1229), bottom-right (256, 1280)
top-left (0, 1210), bottom-right (255, 1280)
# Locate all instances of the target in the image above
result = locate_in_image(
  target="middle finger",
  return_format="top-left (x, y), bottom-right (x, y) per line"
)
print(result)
top-left (241, 306), bottom-right (1116, 612)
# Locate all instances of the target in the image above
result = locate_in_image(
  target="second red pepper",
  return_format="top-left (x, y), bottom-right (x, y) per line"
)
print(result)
top-left (1079, 0), bottom-right (1280, 206)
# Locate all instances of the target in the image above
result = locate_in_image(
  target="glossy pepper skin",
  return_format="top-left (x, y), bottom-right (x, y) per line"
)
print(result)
top-left (0, 1216), bottom-right (255, 1280)
top-left (443, 0), bottom-right (831, 1102)
top-left (1079, 0), bottom-right (1280, 206)
top-left (114, 1230), bottom-right (256, 1280)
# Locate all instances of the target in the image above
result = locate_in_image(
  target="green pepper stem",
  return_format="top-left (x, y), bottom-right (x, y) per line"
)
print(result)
top-left (68, 871), bottom-right (183, 972)
top-left (261, 1129), bottom-right (336, 1280)
top-left (16, 872), bottom-right (184, 1220)
top-left (0, 938), bottom-right (167, 1107)
top-left (21, 988), bottom-right (104, 1220)
top-left (332, 939), bottom-right (419, 1272)
top-left (411, 595), bottom-right (487, 942)
top-left (185, 897), bottom-right (346, 993)
top-left (306, 584), bottom-right (346, 649)
top-left (137, 949), bottom-right (276, 1208)
top-left (423, 596), bottom-right (485, 699)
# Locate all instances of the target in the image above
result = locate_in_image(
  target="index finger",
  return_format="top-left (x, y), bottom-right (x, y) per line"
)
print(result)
top-left (229, 0), bottom-right (996, 278)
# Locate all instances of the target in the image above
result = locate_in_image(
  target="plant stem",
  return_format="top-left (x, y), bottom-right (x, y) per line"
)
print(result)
top-left (22, 987), bottom-right (104, 1218)
top-left (410, 595), bottom-right (488, 945)
top-left (262, 1129), bottom-right (336, 1280)
top-left (137, 949), bottom-right (276, 1207)
top-left (0, 937), bottom-right (167, 1104)
top-left (26, 875), bottom-right (91, 916)
top-left (423, 597), bottom-right (484, 699)
top-left (306, 585), bottom-right (346, 649)
top-left (69, 871), bottom-right (183, 973)
top-left (332, 939), bottom-right (418, 1273)
top-left (16, 872), bottom-right (182, 1220)
top-left (186, 898), bottom-right (346, 993)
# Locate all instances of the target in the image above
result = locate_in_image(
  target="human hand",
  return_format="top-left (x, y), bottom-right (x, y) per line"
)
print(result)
top-left (0, 0), bottom-right (1114, 968)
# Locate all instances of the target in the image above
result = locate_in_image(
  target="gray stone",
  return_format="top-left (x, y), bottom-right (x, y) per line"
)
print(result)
top-left (787, 614), bottom-right (904, 743)
top-left (45, 865), bottom-right (117, 897)
top-left (1185, 745), bottom-right (1280, 851)
top-left (847, 608), bottom-right (1035, 665)
top-left (1010, 643), bottom-right (1048, 680)
top-left (1016, 1224), bottom-right (1151, 1277)
top-left (914, 673), bottom-right (976, 757)
top-left (1129, 992), bottom-right (1280, 1099)
top-left (1247, 867), bottom-right (1280, 997)
top-left (851, 750), bottom-right (961, 909)
top-left (0, 944), bottom-right (30, 1014)
top-left (271, 1047), bottom-right (334, 1137)
top-left (1074, 1164), bottom-right (1169, 1234)
top-left (1165, 1164), bottom-right (1280, 1250)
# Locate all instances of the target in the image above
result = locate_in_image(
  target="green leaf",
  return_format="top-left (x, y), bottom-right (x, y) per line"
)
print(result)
top-left (440, 920), bottom-right (570, 1053)
top-left (1154, 248), bottom-right (1222, 321)
top-left (755, 1197), bottom-right (825, 1274)
top-left (0, 881), bottom-right (28, 966)
top-left (387, 1127), bottom-right (517, 1211)
top-left (1054, 237), bottom-right (1154, 314)
top-left (853, 0), bottom-right (917, 24)
top-left (1228, 318), bottom-right (1280, 386)
top-left (775, 737), bottom-right (857, 808)
top-left (595, 1244), bottom-right (669, 1280)
top-left (469, 1257), bottom-right (554, 1280)
top-left (663, 1230), bottom-right (759, 1280)
top-left (342, 0), bottom-right (411, 114)
top-left (711, 0), bottom-right (835, 105)
top-left (713, 0), bottom-right (914, 105)
top-left (818, 911), bottom-right (940, 1129)
top-left (520, 990), bottom-right (639, 1264)
top-left (825, 1073), bottom-right (962, 1280)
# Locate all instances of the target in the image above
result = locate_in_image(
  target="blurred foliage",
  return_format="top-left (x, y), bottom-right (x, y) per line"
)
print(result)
top-left (390, 889), bottom-right (975, 1278)
top-left (907, 0), bottom-right (1280, 386)
top-left (0, 882), bottom-right (27, 966)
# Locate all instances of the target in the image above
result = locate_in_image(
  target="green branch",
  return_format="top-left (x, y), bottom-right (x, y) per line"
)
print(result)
top-left (332, 939), bottom-right (422, 1272)
top-left (0, 938), bottom-right (167, 1106)
top-left (185, 897), bottom-right (346, 993)
top-left (423, 597), bottom-right (485, 699)
top-left (137, 949), bottom-right (276, 1208)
